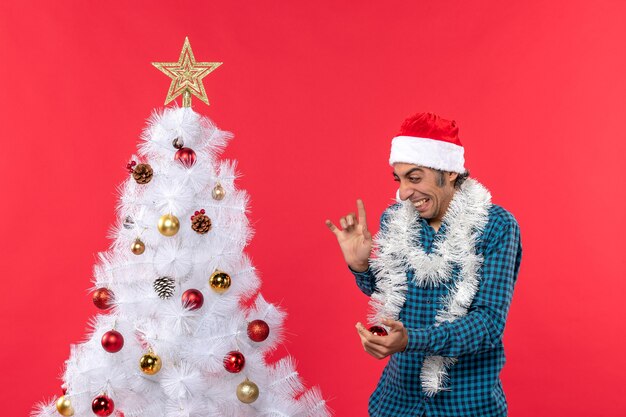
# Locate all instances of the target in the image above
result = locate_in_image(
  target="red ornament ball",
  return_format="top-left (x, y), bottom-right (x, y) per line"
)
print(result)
top-left (92, 288), bottom-right (114, 310)
top-left (174, 147), bottom-right (196, 167)
top-left (101, 330), bottom-right (124, 353)
top-left (368, 325), bottom-right (388, 336)
top-left (247, 319), bottom-right (270, 342)
top-left (223, 351), bottom-right (245, 373)
top-left (182, 289), bottom-right (204, 310)
top-left (92, 395), bottom-right (114, 416)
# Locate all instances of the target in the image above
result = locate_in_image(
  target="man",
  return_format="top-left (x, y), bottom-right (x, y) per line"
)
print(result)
top-left (326, 112), bottom-right (522, 417)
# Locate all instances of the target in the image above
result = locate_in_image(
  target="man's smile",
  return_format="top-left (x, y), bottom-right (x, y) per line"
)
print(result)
top-left (412, 197), bottom-right (431, 212)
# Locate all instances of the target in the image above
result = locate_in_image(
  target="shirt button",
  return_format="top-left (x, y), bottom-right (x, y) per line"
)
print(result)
top-left (426, 299), bottom-right (431, 304)
top-left (424, 397), bottom-right (430, 402)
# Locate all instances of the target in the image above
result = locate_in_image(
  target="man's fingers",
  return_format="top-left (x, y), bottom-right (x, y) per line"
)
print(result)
top-left (355, 324), bottom-right (370, 351)
top-left (356, 322), bottom-right (375, 342)
top-left (356, 322), bottom-right (388, 347)
top-left (347, 213), bottom-right (356, 227)
top-left (356, 322), bottom-right (369, 335)
top-left (325, 220), bottom-right (341, 236)
top-left (357, 199), bottom-right (368, 227)
top-left (327, 200), bottom-right (367, 237)
top-left (363, 340), bottom-right (388, 358)
top-left (356, 324), bottom-right (388, 358)
top-left (364, 344), bottom-right (386, 359)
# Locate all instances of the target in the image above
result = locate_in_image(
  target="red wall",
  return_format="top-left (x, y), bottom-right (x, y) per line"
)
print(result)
top-left (1, 1), bottom-right (625, 416)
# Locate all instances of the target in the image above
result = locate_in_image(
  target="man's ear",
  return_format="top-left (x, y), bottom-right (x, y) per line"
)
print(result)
top-left (448, 172), bottom-right (459, 184)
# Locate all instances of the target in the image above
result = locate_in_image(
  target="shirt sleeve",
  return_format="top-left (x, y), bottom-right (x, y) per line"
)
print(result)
top-left (405, 213), bottom-right (522, 356)
top-left (350, 265), bottom-right (377, 296)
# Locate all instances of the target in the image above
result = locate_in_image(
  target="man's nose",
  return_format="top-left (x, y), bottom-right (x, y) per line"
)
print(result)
top-left (398, 184), bottom-right (413, 201)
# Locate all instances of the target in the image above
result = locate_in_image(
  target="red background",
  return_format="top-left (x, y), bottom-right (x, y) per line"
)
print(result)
top-left (1, 1), bottom-right (625, 416)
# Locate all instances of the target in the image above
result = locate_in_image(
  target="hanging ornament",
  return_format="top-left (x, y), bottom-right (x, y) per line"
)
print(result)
top-left (125, 160), bottom-right (137, 173)
top-left (55, 395), bottom-right (74, 416)
top-left (131, 238), bottom-right (145, 255)
top-left (181, 288), bottom-right (204, 310)
top-left (131, 163), bottom-right (153, 184)
top-left (172, 137), bottom-right (184, 149)
top-left (368, 325), bottom-right (388, 336)
top-left (101, 330), bottom-right (124, 353)
top-left (190, 209), bottom-right (211, 234)
top-left (157, 213), bottom-right (180, 236)
top-left (223, 351), bottom-right (245, 373)
top-left (93, 288), bottom-right (114, 310)
top-left (123, 216), bottom-right (134, 230)
top-left (92, 395), bottom-right (115, 416)
top-left (139, 351), bottom-right (162, 375)
top-left (247, 320), bottom-right (270, 342)
top-left (212, 183), bottom-right (226, 201)
top-left (174, 147), bottom-right (196, 167)
top-left (236, 379), bottom-right (260, 404)
top-left (209, 270), bottom-right (231, 294)
top-left (154, 277), bottom-right (175, 299)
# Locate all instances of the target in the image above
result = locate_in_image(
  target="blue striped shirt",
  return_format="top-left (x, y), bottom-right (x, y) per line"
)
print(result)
top-left (352, 204), bottom-right (522, 417)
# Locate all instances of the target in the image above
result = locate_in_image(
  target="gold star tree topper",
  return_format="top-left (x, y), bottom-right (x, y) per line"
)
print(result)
top-left (152, 37), bottom-right (222, 107)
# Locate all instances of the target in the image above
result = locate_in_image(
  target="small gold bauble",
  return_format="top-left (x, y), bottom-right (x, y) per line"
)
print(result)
top-left (131, 238), bottom-right (145, 255)
top-left (212, 183), bottom-right (226, 201)
top-left (158, 214), bottom-right (180, 236)
top-left (139, 352), bottom-right (162, 375)
top-left (56, 395), bottom-right (74, 416)
top-left (209, 270), bottom-right (231, 294)
top-left (236, 379), bottom-right (260, 404)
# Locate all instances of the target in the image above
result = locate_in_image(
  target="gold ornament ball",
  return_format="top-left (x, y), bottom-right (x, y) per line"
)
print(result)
top-left (158, 214), bottom-right (180, 236)
top-left (139, 352), bottom-right (162, 375)
top-left (209, 270), bottom-right (231, 294)
top-left (212, 183), bottom-right (226, 201)
top-left (131, 238), bottom-right (145, 255)
top-left (236, 379), bottom-right (260, 404)
top-left (56, 395), bottom-right (74, 416)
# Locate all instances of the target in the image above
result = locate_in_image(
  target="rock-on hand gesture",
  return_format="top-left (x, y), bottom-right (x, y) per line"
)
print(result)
top-left (325, 199), bottom-right (372, 272)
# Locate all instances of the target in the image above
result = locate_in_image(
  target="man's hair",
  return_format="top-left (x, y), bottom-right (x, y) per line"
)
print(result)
top-left (435, 169), bottom-right (470, 189)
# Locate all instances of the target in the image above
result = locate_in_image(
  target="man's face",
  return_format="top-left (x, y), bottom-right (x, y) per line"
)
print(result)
top-left (393, 163), bottom-right (458, 221)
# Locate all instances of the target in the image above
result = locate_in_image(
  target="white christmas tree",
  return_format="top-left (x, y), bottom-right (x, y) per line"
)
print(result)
top-left (33, 38), bottom-right (329, 417)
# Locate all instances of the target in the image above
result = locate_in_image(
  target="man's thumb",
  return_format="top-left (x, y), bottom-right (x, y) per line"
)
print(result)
top-left (382, 318), bottom-right (403, 332)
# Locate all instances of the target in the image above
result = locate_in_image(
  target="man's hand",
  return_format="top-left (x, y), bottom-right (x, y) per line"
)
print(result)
top-left (325, 199), bottom-right (372, 272)
top-left (355, 319), bottom-right (409, 359)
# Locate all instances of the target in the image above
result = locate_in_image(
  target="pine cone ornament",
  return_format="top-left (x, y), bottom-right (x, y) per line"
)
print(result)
top-left (132, 163), bottom-right (153, 184)
top-left (191, 209), bottom-right (211, 234)
top-left (153, 277), bottom-right (175, 299)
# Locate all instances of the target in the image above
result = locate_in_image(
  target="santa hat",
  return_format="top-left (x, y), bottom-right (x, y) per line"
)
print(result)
top-left (389, 112), bottom-right (466, 173)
